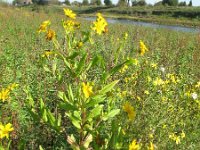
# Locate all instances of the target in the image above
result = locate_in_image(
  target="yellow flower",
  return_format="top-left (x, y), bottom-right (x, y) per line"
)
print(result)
top-left (129, 139), bottom-right (141, 150)
top-left (63, 8), bottom-right (76, 19)
top-left (0, 84), bottom-right (18, 102)
top-left (8, 83), bottom-right (18, 91)
top-left (151, 63), bottom-right (157, 69)
top-left (195, 81), bottom-right (200, 88)
top-left (147, 76), bottom-right (152, 82)
top-left (148, 142), bottom-right (154, 150)
top-left (123, 102), bottom-right (136, 120)
top-left (175, 136), bottom-right (181, 144)
top-left (169, 133), bottom-right (181, 145)
top-left (38, 20), bottom-right (51, 33)
top-left (181, 131), bottom-right (185, 138)
top-left (144, 90), bottom-right (150, 95)
top-left (139, 40), bottom-right (148, 56)
top-left (153, 77), bottom-right (164, 86)
top-left (0, 123), bottom-right (14, 139)
top-left (63, 20), bottom-right (80, 33)
top-left (92, 13), bottom-right (108, 35)
top-left (124, 32), bottom-right (128, 40)
top-left (41, 50), bottom-right (54, 58)
top-left (76, 41), bottom-right (83, 49)
top-left (132, 59), bottom-right (139, 66)
top-left (0, 88), bottom-right (10, 102)
top-left (82, 82), bottom-right (93, 98)
top-left (119, 65), bottom-right (128, 73)
top-left (46, 29), bottom-right (56, 41)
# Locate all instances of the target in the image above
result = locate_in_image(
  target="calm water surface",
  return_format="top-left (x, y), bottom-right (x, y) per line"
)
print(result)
top-left (85, 17), bottom-right (200, 33)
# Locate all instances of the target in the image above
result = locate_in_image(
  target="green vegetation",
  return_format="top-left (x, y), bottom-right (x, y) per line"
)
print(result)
top-left (0, 5), bottom-right (200, 150)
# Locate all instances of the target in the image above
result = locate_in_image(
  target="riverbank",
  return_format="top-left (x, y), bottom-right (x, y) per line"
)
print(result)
top-left (19, 5), bottom-right (200, 27)
top-left (79, 13), bottom-right (200, 28)
top-left (70, 6), bottom-right (200, 27)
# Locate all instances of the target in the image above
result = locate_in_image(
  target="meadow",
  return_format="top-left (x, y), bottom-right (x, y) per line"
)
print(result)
top-left (0, 5), bottom-right (200, 150)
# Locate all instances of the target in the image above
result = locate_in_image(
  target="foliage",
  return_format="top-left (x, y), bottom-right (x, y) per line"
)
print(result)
top-left (90, 0), bottom-right (102, 6)
top-left (162, 0), bottom-right (179, 6)
top-left (64, 0), bottom-right (71, 5)
top-left (82, 0), bottom-right (89, 5)
top-left (178, 1), bottom-right (186, 6)
top-left (117, 0), bottom-right (127, 6)
top-left (0, 5), bottom-right (200, 149)
top-left (104, 0), bottom-right (112, 6)
top-left (188, 0), bottom-right (192, 6)
top-left (132, 0), bottom-right (146, 6)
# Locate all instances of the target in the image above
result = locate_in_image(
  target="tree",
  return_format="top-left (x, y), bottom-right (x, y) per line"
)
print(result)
top-left (178, 1), bottom-right (186, 6)
top-left (82, 0), bottom-right (89, 5)
top-left (96, 0), bottom-right (102, 5)
top-left (104, 0), bottom-right (112, 6)
top-left (188, 0), bottom-right (192, 6)
top-left (132, 0), bottom-right (146, 6)
top-left (64, 0), bottom-right (70, 5)
top-left (162, 0), bottom-right (178, 6)
top-left (117, 0), bottom-right (126, 6)
top-left (154, 1), bottom-right (163, 6)
top-left (90, 0), bottom-right (102, 5)
top-left (137, 0), bottom-right (146, 6)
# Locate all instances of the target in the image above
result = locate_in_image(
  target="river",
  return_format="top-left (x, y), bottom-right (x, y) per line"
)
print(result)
top-left (84, 17), bottom-right (200, 33)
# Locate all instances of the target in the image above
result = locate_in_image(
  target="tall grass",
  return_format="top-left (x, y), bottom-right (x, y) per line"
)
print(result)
top-left (0, 5), bottom-right (200, 149)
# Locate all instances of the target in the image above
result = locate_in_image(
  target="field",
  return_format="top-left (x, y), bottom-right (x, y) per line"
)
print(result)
top-left (0, 5), bottom-right (200, 150)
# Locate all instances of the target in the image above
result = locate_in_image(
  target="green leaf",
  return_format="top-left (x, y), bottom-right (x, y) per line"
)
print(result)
top-left (59, 102), bottom-right (77, 111)
top-left (102, 60), bottom-right (132, 81)
top-left (86, 95), bottom-right (105, 108)
top-left (67, 134), bottom-right (80, 150)
top-left (57, 91), bottom-right (70, 103)
top-left (52, 60), bottom-right (57, 76)
top-left (40, 98), bottom-right (48, 122)
top-left (87, 105), bottom-right (103, 120)
top-left (67, 112), bottom-right (81, 129)
top-left (42, 109), bottom-right (48, 123)
top-left (47, 110), bottom-right (58, 130)
top-left (86, 55), bottom-right (100, 71)
top-left (83, 134), bottom-right (93, 149)
top-left (67, 85), bottom-right (74, 102)
top-left (66, 52), bottom-right (79, 60)
top-left (57, 113), bottom-right (62, 127)
top-left (43, 65), bottom-right (51, 73)
top-left (39, 145), bottom-right (44, 150)
top-left (99, 80), bottom-right (119, 95)
top-left (76, 53), bottom-right (87, 75)
top-left (102, 109), bottom-right (120, 121)
top-left (63, 58), bottom-right (75, 77)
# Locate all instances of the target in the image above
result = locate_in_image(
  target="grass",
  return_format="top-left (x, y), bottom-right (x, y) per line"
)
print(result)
top-left (0, 5), bottom-right (200, 149)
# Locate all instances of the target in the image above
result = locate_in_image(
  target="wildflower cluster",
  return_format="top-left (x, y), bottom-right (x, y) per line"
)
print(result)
top-left (0, 83), bottom-right (18, 102)
top-left (38, 20), bottom-right (56, 41)
top-left (82, 82), bottom-right (93, 98)
top-left (123, 102), bottom-right (136, 120)
top-left (169, 131), bottom-right (185, 144)
top-left (62, 20), bottom-right (80, 33)
top-left (91, 13), bottom-right (108, 35)
top-left (139, 40), bottom-right (148, 56)
top-left (129, 139), bottom-right (141, 150)
top-left (38, 20), bottom-right (50, 33)
top-left (34, 8), bottom-right (200, 150)
top-left (63, 8), bottom-right (76, 19)
top-left (0, 123), bottom-right (14, 139)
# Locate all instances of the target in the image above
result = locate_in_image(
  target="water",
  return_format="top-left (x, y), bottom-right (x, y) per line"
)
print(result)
top-left (84, 17), bottom-right (200, 33)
